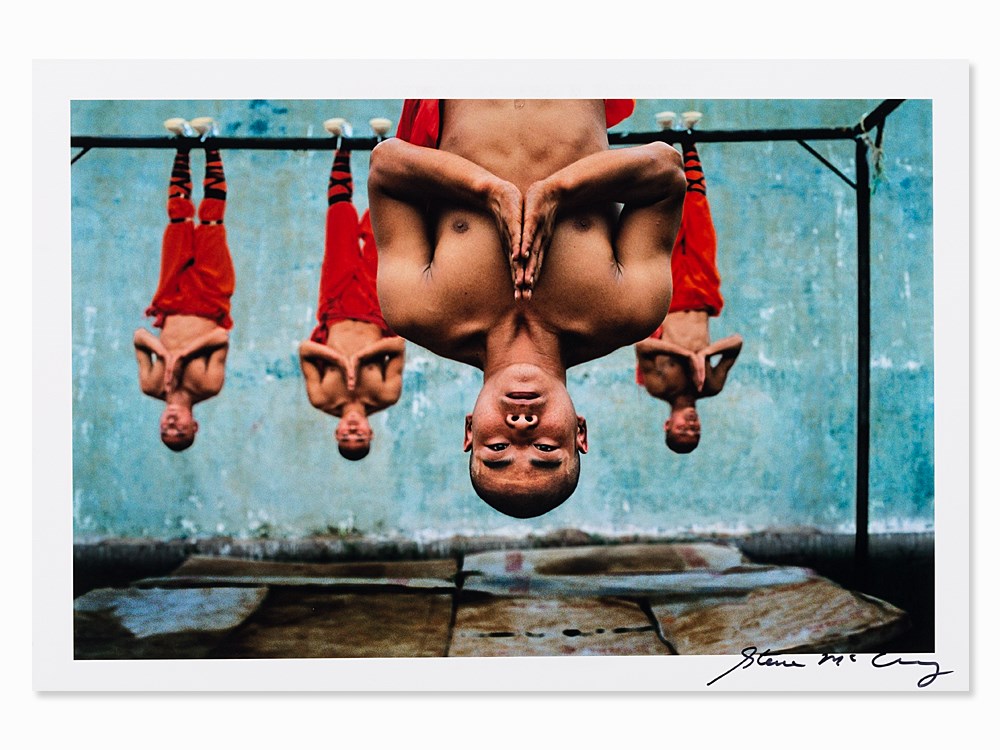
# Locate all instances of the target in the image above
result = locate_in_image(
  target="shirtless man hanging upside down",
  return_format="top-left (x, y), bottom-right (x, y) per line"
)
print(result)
top-left (299, 143), bottom-right (405, 460)
top-left (369, 99), bottom-right (685, 517)
top-left (635, 141), bottom-right (743, 453)
top-left (134, 123), bottom-right (234, 451)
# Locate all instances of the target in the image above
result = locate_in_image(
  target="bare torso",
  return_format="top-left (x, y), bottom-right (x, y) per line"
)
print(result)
top-left (440, 100), bottom-right (610, 192)
top-left (637, 309), bottom-right (742, 403)
top-left (310, 320), bottom-right (398, 416)
top-left (659, 310), bottom-right (711, 352)
top-left (641, 311), bottom-right (710, 402)
top-left (387, 99), bottom-right (671, 370)
top-left (141, 314), bottom-right (229, 403)
top-left (159, 314), bottom-right (222, 351)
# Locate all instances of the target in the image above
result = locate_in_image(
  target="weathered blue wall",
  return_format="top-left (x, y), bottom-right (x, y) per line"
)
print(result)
top-left (71, 99), bottom-right (933, 540)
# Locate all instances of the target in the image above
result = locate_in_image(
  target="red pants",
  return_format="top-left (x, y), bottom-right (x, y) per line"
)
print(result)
top-left (669, 189), bottom-right (724, 316)
top-left (396, 99), bottom-right (636, 148)
top-left (146, 196), bottom-right (235, 329)
top-left (635, 184), bottom-right (724, 387)
top-left (310, 202), bottom-right (393, 343)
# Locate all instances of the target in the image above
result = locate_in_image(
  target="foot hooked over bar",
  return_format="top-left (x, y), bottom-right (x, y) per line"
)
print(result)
top-left (190, 117), bottom-right (219, 140)
top-left (164, 118), bottom-right (195, 137)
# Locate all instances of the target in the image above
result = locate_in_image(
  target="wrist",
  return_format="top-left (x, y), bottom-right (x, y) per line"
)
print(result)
top-left (539, 173), bottom-right (566, 203)
top-left (482, 174), bottom-right (512, 207)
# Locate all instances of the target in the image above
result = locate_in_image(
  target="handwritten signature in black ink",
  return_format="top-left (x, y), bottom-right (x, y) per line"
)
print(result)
top-left (706, 646), bottom-right (807, 686)
top-left (869, 653), bottom-right (954, 688)
top-left (707, 646), bottom-right (954, 689)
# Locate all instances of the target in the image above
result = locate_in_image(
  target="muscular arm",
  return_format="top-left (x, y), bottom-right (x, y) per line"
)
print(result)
top-left (352, 336), bottom-right (406, 369)
top-left (372, 338), bottom-right (406, 405)
top-left (299, 340), bottom-right (352, 396)
top-left (181, 341), bottom-right (229, 401)
top-left (169, 328), bottom-right (230, 398)
top-left (133, 328), bottom-right (167, 398)
top-left (635, 336), bottom-right (697, 400)
top-left (700, 334), bottom-right (744, 397)
top-left (520, 142), bottom-right (685, 296)
top-left (176, 328), bottom-right (229, 362)
top-left (635, 335), bottom-right (695, 361)
top-left (368, 138), bottom-right (523, 305)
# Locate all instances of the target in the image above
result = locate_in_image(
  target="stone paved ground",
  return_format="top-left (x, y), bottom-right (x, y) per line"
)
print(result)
top-left (73, 542), bottom-right (909, 659)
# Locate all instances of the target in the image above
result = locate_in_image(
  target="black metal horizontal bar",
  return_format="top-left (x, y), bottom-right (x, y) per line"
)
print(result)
top-left (70, 126), bottom-right (863, 154)
top-left (609, 127), bottom-right (858, 145)
top-left (70, 135), bottom-right (385, 151)
top-left (70, 100), bottom-right (907, 154)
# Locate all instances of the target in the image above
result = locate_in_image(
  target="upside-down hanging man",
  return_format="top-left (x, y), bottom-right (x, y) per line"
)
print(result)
top-left (299, 128), bottom-right (405, 460)
top-left (369, 99), bottom-right (685, 516)
top-left (634, 140), bottom-right (743, 453)
top-left (133, 118), bottom-right (235, 451)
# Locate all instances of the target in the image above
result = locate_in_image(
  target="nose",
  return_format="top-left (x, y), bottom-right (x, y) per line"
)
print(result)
top-left (505, 413), bottom-right (538, 430)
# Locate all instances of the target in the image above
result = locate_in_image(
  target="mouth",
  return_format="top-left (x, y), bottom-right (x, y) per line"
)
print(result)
top-left (506, 391), bottom-right (540, 401)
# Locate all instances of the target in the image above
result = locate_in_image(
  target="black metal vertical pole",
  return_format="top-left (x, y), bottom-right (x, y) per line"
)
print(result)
top-left (855, 137), bottom-right (871, 582)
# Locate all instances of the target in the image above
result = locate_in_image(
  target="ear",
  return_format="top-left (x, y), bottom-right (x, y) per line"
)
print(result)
top-left (576, 415), bottom-right (588, 454)
top-left (192, 420), bottom-right (200, 435)
top-left (463, 414), bottom-right (473, 452)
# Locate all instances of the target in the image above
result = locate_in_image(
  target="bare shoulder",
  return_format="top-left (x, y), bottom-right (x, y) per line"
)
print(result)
top-left (379, 207), bottom-right (512, 365)
top-left (533, 211), bottom-right (671, 365)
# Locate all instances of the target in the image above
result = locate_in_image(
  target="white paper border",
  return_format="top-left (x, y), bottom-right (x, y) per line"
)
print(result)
top-left (34, 59), bottom-right (968, 693)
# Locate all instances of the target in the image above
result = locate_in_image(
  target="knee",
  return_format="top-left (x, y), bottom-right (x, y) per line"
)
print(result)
top-left (198, 197), bottom-right (226, 223)
top-left (167, 197), bottom-right (195, 221)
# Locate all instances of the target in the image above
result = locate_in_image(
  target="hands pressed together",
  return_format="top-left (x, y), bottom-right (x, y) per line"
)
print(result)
top-left (488, 177), bottom-right (560, 300)
top-left (687, 350), bottom-right (707, 393)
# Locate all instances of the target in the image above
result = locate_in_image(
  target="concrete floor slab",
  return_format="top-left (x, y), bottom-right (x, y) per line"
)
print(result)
top-left (449, 596), bottom-right (671, 657)
top-left (651, 578), bottom-right (909, 654)
top-left (463, 543), bottom-right (746, 578)
top-left (463, 564), bottom-right (814, 597)
top-left (211, 590), bottom-right (453, 658)
top-left (74, 586), bottom-right (268, 659)
top-left (134, 555), bottom-right (457, 590)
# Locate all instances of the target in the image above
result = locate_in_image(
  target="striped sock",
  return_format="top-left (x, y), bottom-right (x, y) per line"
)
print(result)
top-left (683, 144), bottom-right (706, 195)
top-left (169, 149), bottom-right (192, 200)
top-left (203, 148), bottom-right (227, 202)
top-left (327, 149), bottom-right (353, 205)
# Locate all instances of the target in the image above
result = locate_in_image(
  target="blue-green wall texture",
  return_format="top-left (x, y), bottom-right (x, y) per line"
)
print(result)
top-left (70, 99), bottom-right (933, 540)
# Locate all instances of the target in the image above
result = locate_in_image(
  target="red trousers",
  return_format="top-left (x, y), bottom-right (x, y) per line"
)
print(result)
top-left (396, 99), bottom-right (636, 148)
top-left (635, 185), bottom-right (725, 387)
top-left (310, 202), bottom-right (393, 343)
top-left (668, 189), bottom-right (724, 316)
top-left (146, 196), bottom-right (235, 329)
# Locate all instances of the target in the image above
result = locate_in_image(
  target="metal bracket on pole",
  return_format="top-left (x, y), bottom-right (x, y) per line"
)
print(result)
top-left (797, 140), bottom-right (856, 189)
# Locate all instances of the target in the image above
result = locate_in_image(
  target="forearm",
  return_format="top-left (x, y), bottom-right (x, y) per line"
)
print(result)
top-left (701, 334), bottom-right (744, 359)
top-left (299, 340), bottom-right (345, 366)
top-left (133, 328), bottom-right (166, 358)
top-left (355, 336), bottom-right (406, 363)
top-left (540, 142), bottom-right (683, 210)
top-left (377, 377), bottom-right (404, 406)
top-left (369, 138), bottom-right (507, 209)
top-left (178, 328), bottom-right (229, 360)
top-left (135, 350), bottom-right (164, 396)
top-left (636, 336), bottom-right (693, 359)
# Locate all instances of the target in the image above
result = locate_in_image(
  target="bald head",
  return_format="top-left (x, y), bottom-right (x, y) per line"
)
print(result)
top-left (469, 449), bottom-right (581, 518)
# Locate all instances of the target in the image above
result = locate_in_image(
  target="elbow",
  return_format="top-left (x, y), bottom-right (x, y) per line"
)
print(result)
top-left (305, 387), bottom-right (325, 409)
top-left (645, 142), bottom-right (685, 202)
top-left (368, 138), bottom-right (405, 192)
